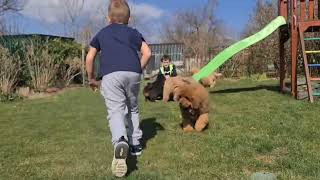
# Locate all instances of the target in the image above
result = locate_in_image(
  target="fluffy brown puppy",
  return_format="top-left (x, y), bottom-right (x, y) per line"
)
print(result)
top-left (191, 67), bottom-right (222, 88)
top-left (163, 76), bottom-right (210, 132)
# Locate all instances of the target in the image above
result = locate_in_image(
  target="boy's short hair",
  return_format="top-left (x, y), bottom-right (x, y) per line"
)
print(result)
top-left (161, 55), bottom-right (171, 62)
top-left (108, 0), bottom-right (130, 24)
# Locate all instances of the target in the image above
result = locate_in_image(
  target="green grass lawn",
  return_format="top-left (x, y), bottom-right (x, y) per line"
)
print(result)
top-left (1, 79), bottom-right (320, 179)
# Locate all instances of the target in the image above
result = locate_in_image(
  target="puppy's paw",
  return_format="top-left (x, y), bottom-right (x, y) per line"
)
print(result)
top-left (195, 113), bottom-right (209, 132)
top-left (181, 120), bottom-right (194, 132)
top-left (183, 124), bottom-right (194, 132)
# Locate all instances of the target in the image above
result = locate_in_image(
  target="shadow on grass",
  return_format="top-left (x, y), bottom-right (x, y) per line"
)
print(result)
top-left (210, 85), bottom-right (280, 94)
top-left (126, 117), bottom-right (164, 176)
top-left (126, 155), bottom-right (138, 176)
top-left (140, 118), bottom-right (165, 149)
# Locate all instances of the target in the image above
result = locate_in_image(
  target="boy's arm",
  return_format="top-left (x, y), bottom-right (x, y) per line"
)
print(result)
top-left (140, 42), bottom-right (152, 69)
top-left (86, 47), bottom-right (100, 90)
top-left (86, 47), bottom-right (98, 80)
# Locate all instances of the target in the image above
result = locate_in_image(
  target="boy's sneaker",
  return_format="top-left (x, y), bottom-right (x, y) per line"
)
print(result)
top-left (130, 144), bottom-right (143, 156)
top-left (111, 137), bottom-right (129, 177)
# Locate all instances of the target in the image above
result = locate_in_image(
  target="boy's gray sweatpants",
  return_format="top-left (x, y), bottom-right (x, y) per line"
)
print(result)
top-left (100, 71), bottom-right (142, 146)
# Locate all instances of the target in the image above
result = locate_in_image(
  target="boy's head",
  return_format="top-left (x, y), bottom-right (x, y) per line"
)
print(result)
top-left (108, 0), bottom-right (130, 24)
top-left (160, 55), bottom-right (171, 68)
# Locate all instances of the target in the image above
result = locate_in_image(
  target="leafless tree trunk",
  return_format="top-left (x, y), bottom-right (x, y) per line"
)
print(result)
top-left (79, 24), bottom-right (93, 85)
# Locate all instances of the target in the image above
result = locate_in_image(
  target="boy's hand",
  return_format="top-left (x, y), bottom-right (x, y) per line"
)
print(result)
top-left (89, 79), bottom-right (100, 92)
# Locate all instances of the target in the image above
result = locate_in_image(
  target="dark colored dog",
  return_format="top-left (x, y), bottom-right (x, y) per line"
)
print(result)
top-left (143, 74), bottom-right (166, 102)
top-left (143, 74), bottom-right (173, 102)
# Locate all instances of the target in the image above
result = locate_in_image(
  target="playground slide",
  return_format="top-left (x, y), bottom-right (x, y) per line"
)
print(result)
top-left (193, 16), bottom-right (287, 81)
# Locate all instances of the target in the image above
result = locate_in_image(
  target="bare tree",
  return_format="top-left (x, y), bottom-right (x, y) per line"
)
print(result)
top-left (242, 0), bottom-right (278, 76)
top-left (60, 0), bottom-right (85, 38)
top-left (161, 0), bottom-right (230, 68)
top-left (0, 0), bottom-right (24, 16)
top-left (0, 0), bottom-right (24, 35)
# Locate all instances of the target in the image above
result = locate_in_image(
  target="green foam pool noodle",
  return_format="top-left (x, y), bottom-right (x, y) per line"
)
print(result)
top-left (193, 16), bottom-right (287, 81)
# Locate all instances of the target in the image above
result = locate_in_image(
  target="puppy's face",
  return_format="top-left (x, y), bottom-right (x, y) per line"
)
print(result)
top-left (179, 105), bottom-right (200, 122)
